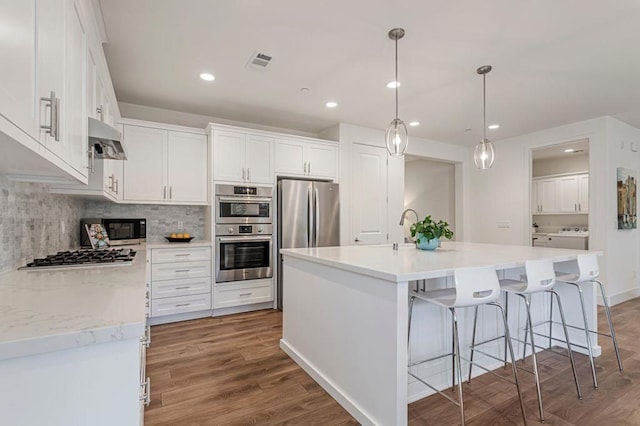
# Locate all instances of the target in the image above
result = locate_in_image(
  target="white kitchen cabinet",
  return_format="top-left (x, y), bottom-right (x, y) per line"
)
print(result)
top-left (121, 122), bottom-right (208, 205)
top-left (149, 246), bottom-right (212, 323)
top-left (212, 129), bottom-right (273, 184)
top-left (274, 138), bottom-right (338, 179)
top-left (213, 279), bottom-right (273, 309)
top-left (48, 158), bottom-right (121, 201)
top-left (532, 173), bottom-right (588, 215)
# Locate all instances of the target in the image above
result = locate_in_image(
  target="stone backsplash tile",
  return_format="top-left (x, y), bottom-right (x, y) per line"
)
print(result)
top-left (83, 202), bottom-right (207, 243)
top-left (0, 176), bottom-right (84, 273)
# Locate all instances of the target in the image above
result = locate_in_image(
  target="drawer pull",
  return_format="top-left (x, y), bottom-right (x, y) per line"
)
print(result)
top-left (175, 269), bottom-right (191, 273)
top-left (175, 286), bottom-right (191, 290)
top-left (175, 303), bottom-right (191, 307)
top-left (239, 292), bottom-right (253, 297)
top-left (175, 253), bottom-right (191, 257)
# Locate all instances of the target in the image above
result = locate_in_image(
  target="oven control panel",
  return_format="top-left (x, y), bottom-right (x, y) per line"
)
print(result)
top-left (216, 224), bottom-right (272, 236)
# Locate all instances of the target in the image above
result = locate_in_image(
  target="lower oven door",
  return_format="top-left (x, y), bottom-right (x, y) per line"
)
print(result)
top-left (216, 236), bottom-right (273, 283)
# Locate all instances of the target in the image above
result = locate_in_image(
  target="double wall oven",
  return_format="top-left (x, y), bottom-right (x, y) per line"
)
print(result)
top-left (215, 185), bottom-right (273, 283)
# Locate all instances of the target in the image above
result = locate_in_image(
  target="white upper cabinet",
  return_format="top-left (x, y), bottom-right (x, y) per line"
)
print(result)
top-left (274, 138), bottom-right (338, 179)
top-left (212, 129), bottom-right (273, 184)
top-left (0, 0), bottom-right (38, 140)
top-left (167, 131), bottom-right (208, 203)
top-left (532, 173), bottom-right (588, 215)
top-left (122, 122), bottom-right (208, 205)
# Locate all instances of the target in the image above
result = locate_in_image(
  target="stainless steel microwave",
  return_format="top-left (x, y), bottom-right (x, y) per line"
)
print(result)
top-left (81, 218), bottom-right (146, 247)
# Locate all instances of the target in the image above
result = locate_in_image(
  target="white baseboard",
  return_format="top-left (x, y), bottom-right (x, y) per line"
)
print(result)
top-left (605, 287), bottom-right (640, 306)
top-left (280, 339), bottom-right (377, 426)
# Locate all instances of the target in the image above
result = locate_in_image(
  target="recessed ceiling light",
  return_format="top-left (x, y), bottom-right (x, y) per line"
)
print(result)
top-left (300, 87), bottom-right (310, 93)
top-left (200, 73), bottom-right (215, 81)
top-left (564, 148), bottom-right (576, 153)
top-left (325, 101), bottom-right (338, 108)
top-left (386, 81), bottom-right (400, 88)
top-left (409, 121), bottom-right (420, 127)
top-left (488, 124), bottom-right (500, 130)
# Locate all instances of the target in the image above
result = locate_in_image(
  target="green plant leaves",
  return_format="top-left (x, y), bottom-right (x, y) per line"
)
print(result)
top-left (409, 215), bottom-right (453, 242)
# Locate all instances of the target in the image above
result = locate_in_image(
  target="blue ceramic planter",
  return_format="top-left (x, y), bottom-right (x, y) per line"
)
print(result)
top-left (416, 234), bottom-right (439, 250)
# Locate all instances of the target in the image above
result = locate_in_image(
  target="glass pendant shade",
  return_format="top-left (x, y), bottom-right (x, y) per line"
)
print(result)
top-left (473, 138), bottom-right (496, 169)
top-left (385, 118), bottom-right (408, 156)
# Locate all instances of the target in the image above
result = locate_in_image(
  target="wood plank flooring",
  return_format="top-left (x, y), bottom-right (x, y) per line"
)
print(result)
top-left (145, 298), bottom-right (640, 425)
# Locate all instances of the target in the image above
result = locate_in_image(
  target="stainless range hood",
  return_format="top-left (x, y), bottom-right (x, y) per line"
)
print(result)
top-left (88, 117), bottom-right (126, 160)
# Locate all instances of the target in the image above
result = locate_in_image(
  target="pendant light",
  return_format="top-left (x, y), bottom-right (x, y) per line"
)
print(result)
top-left (385, 28), bottom-right (408, 156)
top-left (473, 65), bottom-right (496, 169)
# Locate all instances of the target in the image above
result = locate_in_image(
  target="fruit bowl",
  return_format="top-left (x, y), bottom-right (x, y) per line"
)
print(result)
top-left (165, 236), bottom-right (194, 243)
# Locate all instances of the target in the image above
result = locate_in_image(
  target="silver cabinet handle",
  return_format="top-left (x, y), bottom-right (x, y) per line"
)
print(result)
top-left (239, 292), bottom-right (253, 297)
top-left (575, 203), bottom-right (577, 212)
top-left (175, 303), bottom-right (191, 307)
top-left (163, 186), bottom-right (167, 199)
top-left (89, 145), bottom-right (96, 173)
top-left (40, 91), bottom-right (60, 141)
top-left (304, 161), bottom-right (308, 174)
top-left (114, 178), bottom-right (119, 195)
top-left (242, 168), bottom-right (246, 181)
top-left (175, 253), bottom-right (191, 257)
top-left (108, 174), bottom-right (114, 190)
top-left (247, 168), bottom-right (250, 181)
top-left (175, 286), bottom-right (191, 290)
top-left (175, 269), bottom-right (191, 273)
top-left (169, 186), bottom-right (173, 200)
top-left (96, 105), bottom-right (103, 121)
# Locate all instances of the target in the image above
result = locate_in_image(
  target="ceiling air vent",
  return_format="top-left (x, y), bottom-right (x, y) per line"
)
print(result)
top-left (246, 51), bottom-right (273, 71)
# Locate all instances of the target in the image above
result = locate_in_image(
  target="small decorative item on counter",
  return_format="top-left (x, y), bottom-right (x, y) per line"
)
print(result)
top-left (85, 224), bottom-right (110, 249)
top-left (410, 215), bottom-right (453, 250)
top-left (165, 232), bottom-right (194, 242)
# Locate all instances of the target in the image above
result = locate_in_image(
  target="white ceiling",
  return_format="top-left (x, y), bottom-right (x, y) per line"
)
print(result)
top-left (99, 0), bottom-right (640, 146)
top-left (532, 138), bottom-right (589, 160)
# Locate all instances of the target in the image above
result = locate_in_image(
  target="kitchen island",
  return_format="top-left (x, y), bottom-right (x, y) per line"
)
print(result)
top-left (280, 241), bottom-right (601, 425)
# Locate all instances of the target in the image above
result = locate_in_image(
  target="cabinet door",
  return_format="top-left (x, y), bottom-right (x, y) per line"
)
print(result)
top-left (351, 143), bottom-right (388, 245)
top-left (274, 139), bottom-right (305, 176)
top-left (307, 144), bottom-right (337, 178)
top-left (0, 0), bottom-right (38, 139)
top-left (245, 135), bottom-right (273, 183)
top-left (86, 47), bottom-right (97, 120)
top-left (64, 0), bottom-right (88, 178)
top-left (578, 174), bottom-right (589, 213)
top-left (213, 130), bottom-right (244, 182)
top-left (122, 125), bottom-right (167, 201)
top-left (531, 181), bottom-right (539, 214)
top-left (167, 131), bottom-right (208, 203)
top-left (37, 0), bottom-right (67, 158)
top-left (539, 179), bottom-right (558, 213)
top-left (557, 176), bottom-right (579, 213)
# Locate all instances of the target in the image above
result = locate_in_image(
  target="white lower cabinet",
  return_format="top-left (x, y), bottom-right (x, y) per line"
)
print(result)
top-left (213, 279), bottom-right (273, 309)
top-left (149, 246), bottom-right (212, 322)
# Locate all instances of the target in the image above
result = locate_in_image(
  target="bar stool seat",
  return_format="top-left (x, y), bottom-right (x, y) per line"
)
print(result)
top-left (408, 266), bottom-right (527, 425)
top-left (495, 259), bottom-right (582, 423)
top-left (554, 253), bottom-right (623, 389)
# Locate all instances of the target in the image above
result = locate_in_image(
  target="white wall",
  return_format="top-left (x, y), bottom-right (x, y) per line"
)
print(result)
top-left (468, 116), bottom-right (640, 305)
top-left (404, 159), bottom-right (455, 240)
top-left (533, 154), bottom-right (589, 177)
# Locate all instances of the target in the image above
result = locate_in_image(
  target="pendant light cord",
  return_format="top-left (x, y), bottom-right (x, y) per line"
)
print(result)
top-left (483, 73), bottom-right (487, 140)
top-left (395, 37), bottom-right (399, 120)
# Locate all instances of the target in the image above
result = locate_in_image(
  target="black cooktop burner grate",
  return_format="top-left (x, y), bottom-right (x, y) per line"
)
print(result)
top-left (24, 248), bottom-right (137, 269)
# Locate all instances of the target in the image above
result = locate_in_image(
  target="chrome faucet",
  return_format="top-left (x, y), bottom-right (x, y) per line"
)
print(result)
top-left (399, 208), bottom-right (419, 226)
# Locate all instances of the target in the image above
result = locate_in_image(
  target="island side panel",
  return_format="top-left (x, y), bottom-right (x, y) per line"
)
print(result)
top-left (280, 255), bottom-right (408, 426)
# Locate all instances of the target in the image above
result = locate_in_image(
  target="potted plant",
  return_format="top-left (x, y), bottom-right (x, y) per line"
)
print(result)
top-left (410, 215), bottom-right (453, 250)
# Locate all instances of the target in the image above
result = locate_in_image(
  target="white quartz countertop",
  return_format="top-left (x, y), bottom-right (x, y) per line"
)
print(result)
top-left (0, 246), bottom-right (147, 360)
top-left (281, 241), bottom-right (601, 283)
top-left (145, 240), bottom-right (212, 249)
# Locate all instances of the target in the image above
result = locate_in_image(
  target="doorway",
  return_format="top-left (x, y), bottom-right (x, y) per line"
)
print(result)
top-left (403, 155), bottom-right (456, 242)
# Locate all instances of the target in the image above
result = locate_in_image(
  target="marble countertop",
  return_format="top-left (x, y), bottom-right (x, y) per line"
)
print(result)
top-left (0, 246), bottom-right (148, 361)
top-left (281, 241), bottom-right (600, 283)
top-left (145, 240), bottom-right (212, 249)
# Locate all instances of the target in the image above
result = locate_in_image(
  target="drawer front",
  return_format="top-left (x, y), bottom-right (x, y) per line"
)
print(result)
top-left (151, 260), bottom-right (211, 281)
top-left (152, 277), bottom-right (211, 299)
top-left (213, 280), bottom-right (273, 309)
top-left (151, 293), bottom-right (212, 317)
top-left (151, 246), bottom-right (211, 264)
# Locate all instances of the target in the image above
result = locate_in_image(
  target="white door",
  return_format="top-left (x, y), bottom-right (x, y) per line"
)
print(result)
top-left (245, 135), bottom-right (273, 183)
top-left (531, 180), bottom-right (539, 214)
top-left (578, 174), bottom-right (589, 213)
top-left (64, 0), bottom-right (88, 178)
top-left (307, 144), bottom-right (337, 178)
top-left (558, 176), bottom-right (579, 213)
top-left (122, 125), bottom-right (167, 201)
top-left (0, 0), bottom-right (38, 139)
top-left (274, 139), bottom-right (305, 176)
top-left (37, 0), bottom-right (67, 157)
top-left (539, 179), bottom-right (558, 213)
top-left (351, 143), bottom-right (388, 245)
top-left (167, 131), bottom-right (208, 203)
top-left (213, 130), bottom-right (244, 182)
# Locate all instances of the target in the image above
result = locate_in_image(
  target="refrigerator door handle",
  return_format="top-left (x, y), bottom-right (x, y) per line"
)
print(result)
top-left (314, 187), bottom-right (320, 247)
top-left (308, 187), bottom-right (313, 247)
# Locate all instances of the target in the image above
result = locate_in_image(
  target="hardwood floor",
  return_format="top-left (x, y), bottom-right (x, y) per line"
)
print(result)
top-left (145, 298), bottom-right (640, 425)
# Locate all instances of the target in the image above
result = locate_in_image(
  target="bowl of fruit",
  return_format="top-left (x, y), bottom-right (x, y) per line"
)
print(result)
top-left (165, 232), bottom-right (194, 242)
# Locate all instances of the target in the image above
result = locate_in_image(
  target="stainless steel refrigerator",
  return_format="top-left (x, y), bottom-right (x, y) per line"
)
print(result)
top-left (277, 179), bottom-right (340, 309)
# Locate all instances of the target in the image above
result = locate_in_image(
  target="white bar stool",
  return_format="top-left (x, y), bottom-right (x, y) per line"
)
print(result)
top-left (554, 253), bottom-right (623, 389)
top-left (407, 266), bottom-right (527, 426)
top-left (496, 259), bottom-right (582, 423)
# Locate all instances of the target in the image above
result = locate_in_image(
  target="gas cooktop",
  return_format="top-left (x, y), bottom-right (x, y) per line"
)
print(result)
top-left (20, 248), bottom-right (137, 270)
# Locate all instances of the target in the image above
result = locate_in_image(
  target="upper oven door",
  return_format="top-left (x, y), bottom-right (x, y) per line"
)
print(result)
top-left (215, 197), bottom-right (272, 224)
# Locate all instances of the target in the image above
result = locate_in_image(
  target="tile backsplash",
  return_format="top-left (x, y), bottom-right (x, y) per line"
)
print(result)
top-left (0, 176), bottom-right (85, 273)
top-left (84, 201), bottom-right (207, 243)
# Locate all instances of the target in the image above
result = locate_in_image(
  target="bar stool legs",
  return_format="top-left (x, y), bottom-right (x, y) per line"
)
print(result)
top-left (451, 308), bottom-right (465, 425)
top-left (518, 294), bottom-right (545, 422)
top-left (597, 280), bottom-right (623, 371)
